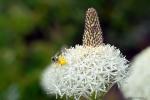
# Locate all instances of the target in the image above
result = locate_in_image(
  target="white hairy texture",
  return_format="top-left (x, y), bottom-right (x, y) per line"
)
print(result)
top-left (41, 45), bottom-right (128, 100)
top-left (120, 47), bottom-right (150, 100)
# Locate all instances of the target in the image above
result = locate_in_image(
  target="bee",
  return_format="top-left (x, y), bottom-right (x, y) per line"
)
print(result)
top-left (51, 47), bottom-right (68, 66)
top-left (51, 52), bottom-right (60, 63)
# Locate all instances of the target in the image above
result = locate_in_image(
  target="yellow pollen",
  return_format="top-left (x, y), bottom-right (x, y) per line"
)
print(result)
top-left (57, 55), bottom-right (67, 65)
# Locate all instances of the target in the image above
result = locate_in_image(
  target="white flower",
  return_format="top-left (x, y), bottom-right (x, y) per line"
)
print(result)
top-left (41, 45), bottom-right (128, 100)
top-left (120, 47), bottom-right (150, 100)
top-left (41, 7), bottom-right (129, 100)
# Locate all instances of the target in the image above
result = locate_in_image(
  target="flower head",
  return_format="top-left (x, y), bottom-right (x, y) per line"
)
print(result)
top-left (120, 47), bottom-right (150, 100)
top-left (41, 7), bottom-right (128, 100)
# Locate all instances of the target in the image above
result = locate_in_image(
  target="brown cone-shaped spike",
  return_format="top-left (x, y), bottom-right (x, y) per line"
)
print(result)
top-left (83, 8), bottom-right (103, 47)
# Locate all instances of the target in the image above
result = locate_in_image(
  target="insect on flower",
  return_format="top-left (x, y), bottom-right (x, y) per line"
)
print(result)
top-left (51, 48), bottom-right (67, 66)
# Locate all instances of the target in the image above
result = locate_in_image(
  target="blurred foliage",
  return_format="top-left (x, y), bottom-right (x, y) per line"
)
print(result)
top-left (0, 0), bottom-right (150, 100)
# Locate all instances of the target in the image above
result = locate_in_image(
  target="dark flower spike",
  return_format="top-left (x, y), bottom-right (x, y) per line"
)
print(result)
top-left (83, 7), bottom-right (103, 47)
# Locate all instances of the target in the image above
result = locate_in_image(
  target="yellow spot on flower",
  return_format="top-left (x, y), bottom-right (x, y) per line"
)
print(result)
top-left (57, 55), bottom-right (67, 65)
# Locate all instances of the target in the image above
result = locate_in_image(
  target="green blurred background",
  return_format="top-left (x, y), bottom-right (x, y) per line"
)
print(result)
top-left (0, 0), bottom-right (150, 100)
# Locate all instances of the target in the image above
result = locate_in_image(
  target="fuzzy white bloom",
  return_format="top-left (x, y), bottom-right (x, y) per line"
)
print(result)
top-left (120, 47), bottom-right (150, 100)
top-left (41, 7), bottom-right (128, 100)
top-left (41, 44), bottom-right (128, 100)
